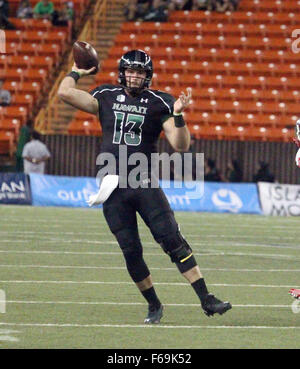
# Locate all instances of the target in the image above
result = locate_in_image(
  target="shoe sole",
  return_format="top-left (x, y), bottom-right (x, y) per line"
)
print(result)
top-left (204, 302), bottom-right (232, 317)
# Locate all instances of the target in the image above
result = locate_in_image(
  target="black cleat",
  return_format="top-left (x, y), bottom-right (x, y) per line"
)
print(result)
top-left (202, 293), bottom-right (232, 317)
top-left (144, 304), bottom-right (164, 324)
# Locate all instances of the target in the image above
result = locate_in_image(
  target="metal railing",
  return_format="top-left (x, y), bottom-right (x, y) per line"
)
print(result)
top-left (35, 0), bottom-right (116, 133)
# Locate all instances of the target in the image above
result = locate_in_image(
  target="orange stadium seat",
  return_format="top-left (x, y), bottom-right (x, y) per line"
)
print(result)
top-left (38, 44), bottom-right (61, 60)
top-left (0, 106), bottom-right (28, 124)
top-left (73, 110), bottom-right (98, 123)
top-left (11, 94), bottom-right (34, 110)
top-left (0, 131), bottom-right (15, 157)
top-left (25, 56), bottom-right (54, 71)
top-left (4, 30), bottom-right (23, 43)
top-left (25, 69), bottom-right (47, 84)
top-left (8, 18), bottom-right (52, 31)
top-left (22, 30), bottom-right (47, 44)
top-left (101, 58), bottom-right (121, 72)
top-left (8, 56), bottom-right (53, 71)
top-left (4, 42), bottom-right (21, 55)
top-left (95, 72), bottom-right (118, 85)
top-left (107, 46), bottom-right (131, 59)
top-left (46, 31), bottom-right (67, 47)
top-left (2, 68), bottom-right (24, 83)
top-left (0, 118), bottom-right (21, 136)
top-left (68, 120), bottom-right (101, 136)
top-left (9, 55), bottom-right (31, 69)
top-left (20, 82), bottom-right (42, 99)
top-left (0, 55), bottom-right (10, 70)
top-left (18, 43), bottom-right (41, 56)
top-left (2, 81), bottom-right (21, 94)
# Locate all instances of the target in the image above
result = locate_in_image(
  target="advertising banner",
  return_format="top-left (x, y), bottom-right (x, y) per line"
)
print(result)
top-left (29, 173), bottom-right (101, 208)
top-left (162, 181), bottom-right (261, 214)
top-left (0, 172), bottom-right (32, 205)
top-left (29, 173), bottom-right (262, 214)
top-left (258, 182), bottom-right (300, 216)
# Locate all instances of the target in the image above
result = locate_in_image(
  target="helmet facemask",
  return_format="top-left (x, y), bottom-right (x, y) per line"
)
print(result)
top-left (118, 50), bottom-right (153, 96)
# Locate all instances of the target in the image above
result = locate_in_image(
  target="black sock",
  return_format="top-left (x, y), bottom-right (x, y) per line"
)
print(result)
top-left (141, 286), bottom-right (161, 309)
top-left (191, 278), bottom-right (209, 304)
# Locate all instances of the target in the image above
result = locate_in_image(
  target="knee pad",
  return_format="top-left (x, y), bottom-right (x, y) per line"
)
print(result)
top-left (159, 230), bottom-right (197, 273)
top-left (115, 228), bottom-right (150, 283)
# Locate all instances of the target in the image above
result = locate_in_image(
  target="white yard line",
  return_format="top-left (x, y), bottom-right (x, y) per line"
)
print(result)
top-left (0, 280), bottom-right (294, 287)
top-left (0, 249), bottom-right (297, 261)
top-left (0, 264), bottom-right (299, 272)
top-left (0, 322), bottom-right (299, 330)
top-left (4, 300), bottom-right (293, 308)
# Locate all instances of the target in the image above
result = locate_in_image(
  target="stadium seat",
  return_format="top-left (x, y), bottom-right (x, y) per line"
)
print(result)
top-left (8, 18), bottom-right (52, 31)
top-left (25, 69), bottom-right (47, 84)
top-left (95, 71), bottom-right (118, 85)
top-left (73, 110), bottom-right (98, 122)
top-left (9, 55), bottom-right (31, 69)
top-left (11, 94), bottom-right (34, 110)
top-left (0, 55), bottom-right (10, 70)
top-left (4, 42), bottom-right (21, 55)
top-left (22, 30), bottom-right (47, 44)
top-left (0, 106), bottom-right (27, 124)
top-left (0, 131), bottom-right (15, 157)
top-left (2, 81), bottom-right (21, 94)
top-left (27, 56), bottom-right (54, 71)
top-left (0, 118), bottom-right (21, 136)
top-left (68, 120), bottom-right (101, 136)
top-left (4, 30), bottom-right (23, 43)
top-left (3, 68), bottom-right (25, 83)
top-left (18, 43), bottom-right (41, 56)
top-left (21, 82), bottom-right (42, 99)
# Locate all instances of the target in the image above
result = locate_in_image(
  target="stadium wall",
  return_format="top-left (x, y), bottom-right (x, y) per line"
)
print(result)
top-left (43, 135), bottom-right (299, 184)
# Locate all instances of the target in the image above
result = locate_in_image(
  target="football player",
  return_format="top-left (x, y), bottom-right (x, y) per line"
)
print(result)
top-left (58, 49), bottom-right (232, 323)
top-left (293, 119), bottom-right (300, 168)
top-left (289, 121), bottom-right (300, 301)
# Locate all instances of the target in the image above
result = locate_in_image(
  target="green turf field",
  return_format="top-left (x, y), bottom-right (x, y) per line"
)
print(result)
top-left (0, 205), bottom-right (299, 349)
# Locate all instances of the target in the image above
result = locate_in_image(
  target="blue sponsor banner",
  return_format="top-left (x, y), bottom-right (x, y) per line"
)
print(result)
top-left (161, 181), bottom-right (261, 214)
top-left (29, 173), bottom-right (101, 207)
top-left (0, 172), bottom-right (32, 205)
top-left (29, 174), bottom-right (261, 214)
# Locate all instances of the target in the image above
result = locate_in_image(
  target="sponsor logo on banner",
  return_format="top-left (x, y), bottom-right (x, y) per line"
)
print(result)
top-left (0, 173), bottom-right (32, 205)
top-left (212, 189), bottom-right (243, 213)
top-left (258, 182), bottom-right (300, 216)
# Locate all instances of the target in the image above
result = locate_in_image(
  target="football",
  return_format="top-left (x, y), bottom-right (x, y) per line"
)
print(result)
top-left (73, 41), bottom-right (99, 75)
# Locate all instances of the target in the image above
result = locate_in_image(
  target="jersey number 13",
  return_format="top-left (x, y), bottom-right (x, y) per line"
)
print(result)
top-left (113, 112), bottom-right (145, 146)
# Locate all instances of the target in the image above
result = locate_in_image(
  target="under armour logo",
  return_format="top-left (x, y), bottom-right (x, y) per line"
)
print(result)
top-left (141, 98), bottom-right (148, 103)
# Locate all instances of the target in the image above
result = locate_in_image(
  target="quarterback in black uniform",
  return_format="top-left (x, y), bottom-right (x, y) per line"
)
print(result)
top-left (58, 49), bottom-right (232, 323)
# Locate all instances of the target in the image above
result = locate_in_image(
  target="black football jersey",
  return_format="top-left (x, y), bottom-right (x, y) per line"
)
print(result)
top-left (90, 84), bottom-right (175, 173)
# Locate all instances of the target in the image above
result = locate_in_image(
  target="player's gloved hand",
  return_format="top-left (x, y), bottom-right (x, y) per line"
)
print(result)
top-left (71, 62), bottom-right (98, 77)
